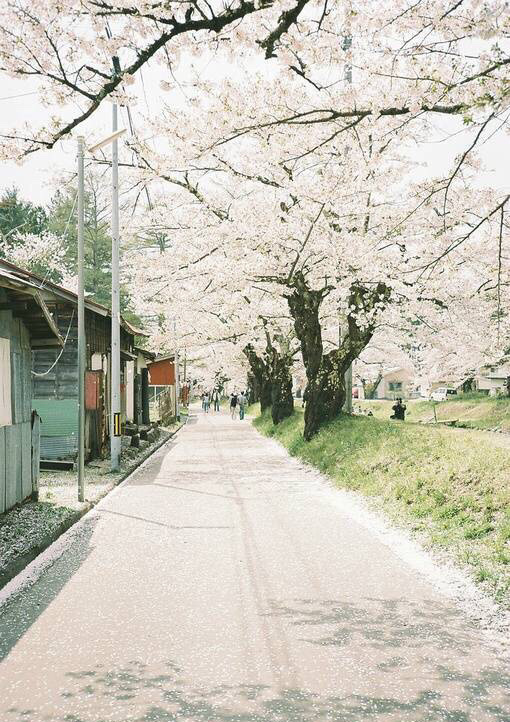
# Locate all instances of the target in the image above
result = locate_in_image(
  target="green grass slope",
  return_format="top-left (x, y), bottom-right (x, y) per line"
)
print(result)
top-left (252, 406), bottom-right (510, 605)
top-left (360, 393), bottom-right (510, 431)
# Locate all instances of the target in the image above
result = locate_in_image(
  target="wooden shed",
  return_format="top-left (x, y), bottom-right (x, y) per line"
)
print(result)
top-left (0, 268), bottom-right (63, 513)
top-left (0, 260), bottom-right (146, 463)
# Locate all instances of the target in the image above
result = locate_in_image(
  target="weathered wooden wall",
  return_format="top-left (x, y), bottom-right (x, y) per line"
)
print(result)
top-left (0, 289), bottom-right (35, 514)
top-left (32, 303), bottom-right (134, 461)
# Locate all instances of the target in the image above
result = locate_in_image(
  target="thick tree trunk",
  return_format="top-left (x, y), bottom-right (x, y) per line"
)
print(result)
top-left (244, 341), bottom-right (294, 421)
top-left (302, 349), bottom-right (350, 440)
top-left (243, 345), bottom-right (272, 412)
top-left (287, 272), bottom-right (390, 441)
top-left (270, 351), bottom-right (294, 424)
top-left (247, 372), bottom-right (258, 404)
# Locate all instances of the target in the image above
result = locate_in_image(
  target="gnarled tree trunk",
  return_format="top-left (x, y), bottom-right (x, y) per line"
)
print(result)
top-left (287, 272), bottom-right (390, 440)
top-left (243, 344), bottom-right (272, 412)
top-left (244, 339), bottom-right (294, 422)
top-left (270, 348), bottom-right (294, 424)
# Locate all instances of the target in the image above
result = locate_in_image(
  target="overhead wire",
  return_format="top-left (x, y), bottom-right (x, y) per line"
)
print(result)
top-left (0, 90), bottom-right (39, 101)
top-left (31, 309), bottom-right (75, 376)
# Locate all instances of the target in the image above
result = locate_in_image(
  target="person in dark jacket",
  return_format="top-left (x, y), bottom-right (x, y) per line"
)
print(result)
top-left (230, 392), bottom-right (238, 419)
top-left (390, 397), bottom-right (406, 421)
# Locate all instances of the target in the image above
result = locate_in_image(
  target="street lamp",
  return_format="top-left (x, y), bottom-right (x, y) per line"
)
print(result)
top-left (76, 116), bottom-right (127, 500)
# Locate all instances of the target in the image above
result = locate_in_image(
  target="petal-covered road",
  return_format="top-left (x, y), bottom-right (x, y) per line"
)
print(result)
top-left (0, 409), bottom-right (509, 721)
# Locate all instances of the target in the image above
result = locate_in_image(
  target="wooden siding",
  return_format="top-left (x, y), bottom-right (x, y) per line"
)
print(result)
top-left (0, 289), bottom-right (35, 513)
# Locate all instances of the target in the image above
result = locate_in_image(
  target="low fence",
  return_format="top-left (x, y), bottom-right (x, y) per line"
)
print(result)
top-left (0, 411), bottom-right (40, 514)
top-left (149, 386), bottom-right (176, 425)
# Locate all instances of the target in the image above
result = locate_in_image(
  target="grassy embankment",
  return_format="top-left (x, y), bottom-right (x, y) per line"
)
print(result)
top-left (360, 393), bottom-right (510, 432)
top-left (251, 405), bottom-right (510, 605)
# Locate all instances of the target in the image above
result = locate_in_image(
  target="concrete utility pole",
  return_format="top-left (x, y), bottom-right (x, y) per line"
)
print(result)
top-left (343, 32), bottom-right (353, 414)
top-left (86, 124), bottom-right (126, 474)
top-left (174, 319), bottom-right (181, 421)
top-left (77, 136), bottom-right (86, 502)
top-left (110, 103), bottom-right (121, 471)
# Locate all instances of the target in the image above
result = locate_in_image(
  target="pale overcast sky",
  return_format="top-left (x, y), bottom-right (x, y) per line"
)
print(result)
top-left (0, 60), bottom-right (508, 207)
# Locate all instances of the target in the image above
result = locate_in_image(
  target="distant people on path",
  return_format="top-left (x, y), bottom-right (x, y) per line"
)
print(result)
top-left (238, 391), bottom-right (247, 420)
top-left (230, 392), bottom-right (238, 419)
top-left (202, 392), bottom-right (210, 413)
top-left (390, 397), bottom-right (406, 421)
top-left (212, 389), bottom-right (220, 412)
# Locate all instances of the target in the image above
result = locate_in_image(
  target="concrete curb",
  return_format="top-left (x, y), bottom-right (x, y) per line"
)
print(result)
top-left (0, 420), bottom-right (187, 592)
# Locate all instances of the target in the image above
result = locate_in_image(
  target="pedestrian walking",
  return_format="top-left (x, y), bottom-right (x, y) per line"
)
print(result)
top-left (212, 389), bottom-right (220, 412)
top-left (230, 392), bottom-right (238, 419)
top-left (203, 391), bottom-right (210, 413)
top-left (238, 391), bottom-right (247, 420)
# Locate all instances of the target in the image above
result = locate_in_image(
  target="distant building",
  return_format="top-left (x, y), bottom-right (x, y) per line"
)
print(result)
top-left (125, 347), bottom-right (156, 426)
top-left (475, 361), bottom-right (510, 395)
top-left (373, 367), bottom-right (414, 399)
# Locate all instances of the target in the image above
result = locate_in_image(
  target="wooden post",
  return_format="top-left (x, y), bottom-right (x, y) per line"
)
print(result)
top-left (141, 368), bottom-right (150, 425)
top-left (31, 410), bottom-right (41, 501)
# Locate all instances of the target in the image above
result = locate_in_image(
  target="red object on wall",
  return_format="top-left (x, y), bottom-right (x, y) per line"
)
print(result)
top-left (85, 371), bottom-right (102, 410)
top-left (148, 359), bottom-right (175, 386)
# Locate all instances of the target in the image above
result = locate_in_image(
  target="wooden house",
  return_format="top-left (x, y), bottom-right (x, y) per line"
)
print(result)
top-left (0, 260), bottom-right (146, 463)
top-left (0, 267), bottom-right (63, 513)
top-left (373, 367), bottom-right (415, 399)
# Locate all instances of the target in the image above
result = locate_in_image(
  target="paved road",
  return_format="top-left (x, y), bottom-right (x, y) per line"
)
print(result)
top-left (0, 409), bottom-right (509, 722)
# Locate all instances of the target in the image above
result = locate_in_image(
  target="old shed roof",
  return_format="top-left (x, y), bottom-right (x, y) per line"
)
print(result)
top-left (0, 259), bottom-right (147, 338)
top-left (0, 268), bottom-right (64, 348)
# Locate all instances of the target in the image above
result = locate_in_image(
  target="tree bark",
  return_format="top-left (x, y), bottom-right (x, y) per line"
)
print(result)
top-left (287, 272), bottom-right (390, 440)
top-left (270, 348), bottom-right (294, 424)
top-left (244, 340), bottom-right (294, 422)
top-left (243, 344), bottom-right (272, 412)
top-left (363, 369), bottom-right (383, 399)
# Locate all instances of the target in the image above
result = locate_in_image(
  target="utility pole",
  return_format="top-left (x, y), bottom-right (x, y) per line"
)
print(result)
top-left (77, 136), bottom-right (86, 501)
top-left (81, 125), bottom-right (126, 480)
top-left (174, 319), bottom-right (181, 420)
top-left (343, 32), bottom-right (353, 414)
top-left (111, 103), bottom-right (121, 470)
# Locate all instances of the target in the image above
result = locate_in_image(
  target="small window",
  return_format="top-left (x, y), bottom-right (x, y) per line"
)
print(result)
top-left (389, 381), bottom-right (403, 391)
top-left (0, 337), bottom-right (12, 427)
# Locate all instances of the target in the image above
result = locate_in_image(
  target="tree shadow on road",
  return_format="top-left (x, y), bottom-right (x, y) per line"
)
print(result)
top-left (5, 654), bottom-right (509, 722)
top-left (3, 596), bottom-right (510, 722)
top-left (265, 596), bottom-right (475, 653)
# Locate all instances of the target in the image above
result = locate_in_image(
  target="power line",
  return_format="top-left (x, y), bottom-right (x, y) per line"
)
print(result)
top-left (0, 91), bottom-right (39, 101)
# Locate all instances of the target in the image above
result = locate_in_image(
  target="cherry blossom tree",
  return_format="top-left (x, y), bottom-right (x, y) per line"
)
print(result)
top-left (3, 0), bottom-right (509, 438)
top-left (0, 0), bottom-right (316, 157)
top-left (121, 34), bottom-right (510, 437)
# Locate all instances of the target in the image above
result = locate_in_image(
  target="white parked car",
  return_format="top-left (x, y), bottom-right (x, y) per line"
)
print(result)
top-left (430, 387), bottom-right (457, 401)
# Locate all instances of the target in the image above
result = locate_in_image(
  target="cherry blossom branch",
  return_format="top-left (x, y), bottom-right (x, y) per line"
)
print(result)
top-left (4, 0), bottom-right (311, 155)
top-left (258, 0), bottom-right (311, 58)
